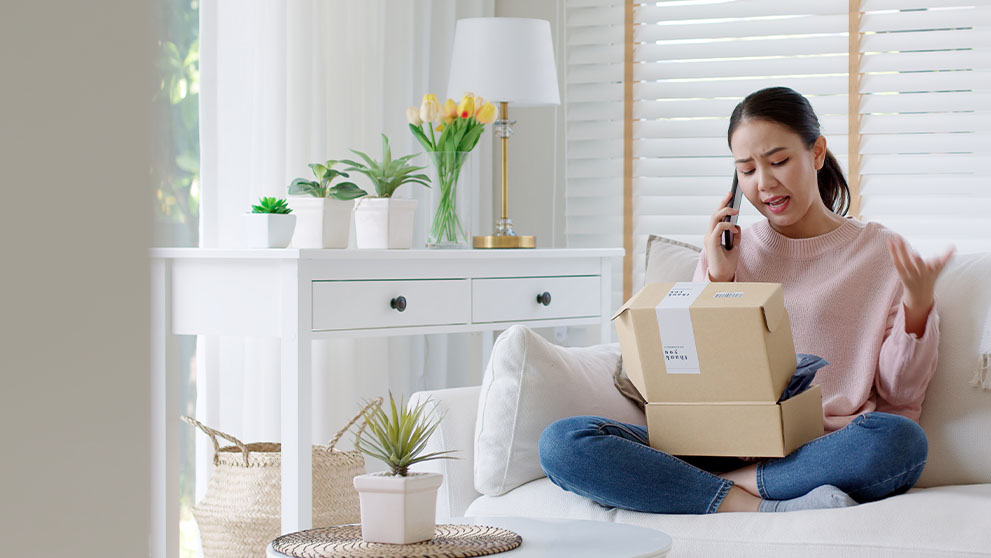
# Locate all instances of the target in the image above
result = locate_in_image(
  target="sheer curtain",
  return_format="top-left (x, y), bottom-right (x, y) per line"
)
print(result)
top-left (196, 0), bottom-right (493, 497)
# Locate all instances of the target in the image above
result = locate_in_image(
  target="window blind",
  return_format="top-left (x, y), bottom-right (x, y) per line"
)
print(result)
top-left (857, 0), bottom-right (991, 256)
top-left (564, 0), bottom-right (627, 313)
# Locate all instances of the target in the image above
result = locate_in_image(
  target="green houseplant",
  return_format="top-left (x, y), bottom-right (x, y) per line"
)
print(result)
top-left (352, 392), bottom-right (456, 544)
top-left (251, 197), bottom-right (293, 214)
top-left (344, 134), bottom-right (431, 249)
top-left (242, 197), bottom-right (296, 248)
top-left (286, 161), bottom-right (367, 249)
top-left (288, 161), bottom-right (368, 200)
top-left (342, 135), bottom-right (430, 198)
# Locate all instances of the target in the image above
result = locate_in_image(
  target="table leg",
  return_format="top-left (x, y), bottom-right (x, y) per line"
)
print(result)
top-left (151, 258), bottom-right (180, 558)
top-left (600, 257), bottom-right (615, 344)
top-left (281, 261), bottom-right (312, 534)
top-left (467, 331), bottom-right (496, 385)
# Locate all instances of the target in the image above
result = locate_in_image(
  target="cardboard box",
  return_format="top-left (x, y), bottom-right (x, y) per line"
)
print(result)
top-left (612, 282), bottom-right (824, 457)
top-left (645, 386), bottom-right (824, 456)
top-left (612, 282), bottom-right (797, 403)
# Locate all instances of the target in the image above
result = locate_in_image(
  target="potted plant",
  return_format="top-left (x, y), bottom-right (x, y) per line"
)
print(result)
top-left (343, 134), bottom-right (431, 249)
top-left (287, 161), bottom-right (367, 248)
top-left (241, 197), bottom-right (296, 248)
top-left (352, 392), bottom-right (456, 544)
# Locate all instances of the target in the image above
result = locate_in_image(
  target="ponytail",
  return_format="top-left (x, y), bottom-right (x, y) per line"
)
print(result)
top-left (818, 149), bottom-right (849, 216)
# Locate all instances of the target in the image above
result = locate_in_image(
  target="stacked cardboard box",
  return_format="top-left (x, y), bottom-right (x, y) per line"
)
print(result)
top-left (612, 282), bottom-right (824, 457)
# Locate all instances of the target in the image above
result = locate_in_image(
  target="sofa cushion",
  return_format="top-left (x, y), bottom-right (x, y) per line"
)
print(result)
top-left (474, 325), bottom-right (645, 497)
top-left (917, 251), bottom-right (991, 487)
top-left (466, 478), bottom-right (991, 558)
top-left (643, 234), bottom-right (701, 286)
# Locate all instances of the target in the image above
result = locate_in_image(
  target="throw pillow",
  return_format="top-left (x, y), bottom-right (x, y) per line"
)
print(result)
top-left (916, 251), bottom-right (991, 487)
top-left (474, 325), bottom-right (646, 497)
top-left (643, 234), bottom-right (702, 285)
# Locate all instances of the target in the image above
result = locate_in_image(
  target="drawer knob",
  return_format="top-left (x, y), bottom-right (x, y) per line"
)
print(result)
top-left (537, 292), bottom-right (552, 306)
top-left (390, 296), bottom-right (407, 312)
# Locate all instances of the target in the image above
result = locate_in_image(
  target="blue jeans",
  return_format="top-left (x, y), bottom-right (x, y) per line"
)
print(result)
top-left (538, 412), bottom-right (928, 514)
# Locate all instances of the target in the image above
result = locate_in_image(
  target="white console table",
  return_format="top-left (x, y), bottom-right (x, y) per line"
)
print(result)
top-left (150, 247), bottom-right (622, 558)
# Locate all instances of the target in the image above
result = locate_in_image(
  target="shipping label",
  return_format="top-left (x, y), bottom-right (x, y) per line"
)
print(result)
top-left (655, 282), bottom-right (706, 375)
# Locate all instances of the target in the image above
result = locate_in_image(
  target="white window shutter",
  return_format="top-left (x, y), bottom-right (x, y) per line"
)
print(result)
top-left (858, 1), bottom-right (991, 256)
top-left (565, 0), bottom-right (626, 312)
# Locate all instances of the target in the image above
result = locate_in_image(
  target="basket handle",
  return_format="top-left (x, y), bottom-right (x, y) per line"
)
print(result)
top-left (327, 397), bottom-right (383, 450)
top-left (181, 415), bottom-right (250, 466)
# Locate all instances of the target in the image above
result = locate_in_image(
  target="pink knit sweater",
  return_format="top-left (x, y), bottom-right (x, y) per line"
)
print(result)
top-left (693, 218), bottom-right (940, 432)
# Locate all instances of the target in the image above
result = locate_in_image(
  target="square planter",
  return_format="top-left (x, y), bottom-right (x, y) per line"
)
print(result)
top-left (354, 198), bottom-right (418, 249)
top-left (241, 213), bottom-right (296, 248)
top-left (352, 471), bottom-right (442, 544)
top-left (288, 197), bottom-right (353, 249)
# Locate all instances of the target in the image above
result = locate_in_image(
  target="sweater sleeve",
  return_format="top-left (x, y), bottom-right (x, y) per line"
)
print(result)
top-left (875, 295), bottom-right (940, 418)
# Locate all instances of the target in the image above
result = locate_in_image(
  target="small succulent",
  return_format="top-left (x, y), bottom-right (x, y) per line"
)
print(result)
top-left (251, 197), bottom-right (293, 214)
top-left (342, 134), bottom-right (431, 198)
top-left (288, 160), bottom-right (367, 200)
top-left (354, 391), bottom-right (456, 477)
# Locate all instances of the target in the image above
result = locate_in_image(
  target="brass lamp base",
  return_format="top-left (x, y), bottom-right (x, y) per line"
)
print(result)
top-left (473, 234), bottom-right (536, 249)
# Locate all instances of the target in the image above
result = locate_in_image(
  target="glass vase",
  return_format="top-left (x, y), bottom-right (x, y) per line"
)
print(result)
top-left (426, 151), bottom-right (472, 249)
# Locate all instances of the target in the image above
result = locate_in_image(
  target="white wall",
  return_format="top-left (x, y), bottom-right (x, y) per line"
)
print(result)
top-left (491, 0), bottom-right (568, 248)
top-left (0, 2), bottom-right (153, 557)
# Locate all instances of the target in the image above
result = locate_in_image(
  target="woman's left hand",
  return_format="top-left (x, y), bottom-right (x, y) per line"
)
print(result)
top-left (887, 236), bottom-right (954, 334)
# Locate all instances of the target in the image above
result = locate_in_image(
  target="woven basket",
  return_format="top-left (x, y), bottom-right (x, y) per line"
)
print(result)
top-left (182, 398), bottom-right (381, 558)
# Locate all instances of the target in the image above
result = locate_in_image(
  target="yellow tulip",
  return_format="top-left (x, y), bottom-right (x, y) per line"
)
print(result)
top-left (443, 98), bottom-right (457, 121)
top-left (406, 106), bottom-right (423, 126)
top-left (419, 93), bottom-right (441, 123)
top-left (472, 94), bottom-right (485, 113)
top-left (476, 102), bottom-right (498, 124)
top-left (458, 95), bottom-right (475, 119)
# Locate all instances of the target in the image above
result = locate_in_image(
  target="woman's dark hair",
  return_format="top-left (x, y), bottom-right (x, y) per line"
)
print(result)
top-left (727, 86), bottom-right (850, 216)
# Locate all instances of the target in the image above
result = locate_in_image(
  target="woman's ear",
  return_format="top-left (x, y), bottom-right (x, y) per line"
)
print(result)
top-left (813, 135), bottom-right (827, 170)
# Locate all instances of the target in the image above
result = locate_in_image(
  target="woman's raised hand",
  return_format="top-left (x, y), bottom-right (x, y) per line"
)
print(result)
top-left (703, 190), bottom-right (742, 282)
top-left (887, 236), bottom-right (954, 335)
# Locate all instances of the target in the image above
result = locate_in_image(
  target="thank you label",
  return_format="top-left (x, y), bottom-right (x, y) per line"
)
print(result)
top-left (655, 282), bottom-right (705, 375)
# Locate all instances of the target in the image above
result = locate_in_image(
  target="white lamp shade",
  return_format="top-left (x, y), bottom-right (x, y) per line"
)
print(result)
top-left (447, 17), bottom-right (561, 107)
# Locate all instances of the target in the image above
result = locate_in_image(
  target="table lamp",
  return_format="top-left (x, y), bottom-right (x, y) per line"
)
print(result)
top-left (447, 17), bottom-right (561, 249)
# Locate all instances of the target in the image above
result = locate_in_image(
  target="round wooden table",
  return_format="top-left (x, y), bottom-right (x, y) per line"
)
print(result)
top-left (267, 516), bottom-right (673, 558)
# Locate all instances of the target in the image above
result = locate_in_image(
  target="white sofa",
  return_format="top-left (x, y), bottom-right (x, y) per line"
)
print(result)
top-left (410, 245), bottom-right (991, 558)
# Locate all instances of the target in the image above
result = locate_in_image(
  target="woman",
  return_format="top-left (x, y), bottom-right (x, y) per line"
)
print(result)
top-left (538, 87), bottom-right (954, 514)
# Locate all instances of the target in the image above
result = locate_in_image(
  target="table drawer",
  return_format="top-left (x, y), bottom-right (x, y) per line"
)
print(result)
top-left (312, 279), bottom-right (468, 331)
top-left (472, 276), bottom-right (600, 323)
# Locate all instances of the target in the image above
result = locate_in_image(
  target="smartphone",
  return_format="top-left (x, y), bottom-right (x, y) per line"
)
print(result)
top-left (722, 173), bottom-right (743, 251)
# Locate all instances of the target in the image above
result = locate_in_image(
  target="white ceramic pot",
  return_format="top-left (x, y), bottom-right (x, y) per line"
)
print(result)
top-left (352, 471), bottom-right (442, 544)
top-left (240, 213), bottom-right (296, 248)
top-left (353, 198), bottom-right (418, 249)
top-left (287, 197), bottom-right (353, 248)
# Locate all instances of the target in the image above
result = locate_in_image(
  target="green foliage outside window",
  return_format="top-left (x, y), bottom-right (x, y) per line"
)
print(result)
top-left (155, 0), bottom-right (200, 247)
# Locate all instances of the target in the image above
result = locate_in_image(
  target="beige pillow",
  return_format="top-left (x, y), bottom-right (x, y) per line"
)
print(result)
top-left (644, 234), bottom-right (702, 284)
top-left (474, 325), bottom-right (646, 497)
top-left (916, 252), bottom-right (991, 487)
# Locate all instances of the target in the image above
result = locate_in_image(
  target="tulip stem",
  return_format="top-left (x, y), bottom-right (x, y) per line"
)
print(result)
top-left (427, 151), bottom-right (468, 246)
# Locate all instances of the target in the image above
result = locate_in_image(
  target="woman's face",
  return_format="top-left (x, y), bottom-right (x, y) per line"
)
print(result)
top-left (729, 119), bottom-right (828, 236)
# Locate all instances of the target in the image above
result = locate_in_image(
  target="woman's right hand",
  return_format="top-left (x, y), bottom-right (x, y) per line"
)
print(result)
top-left (703, 190), bottom-right (741, 282)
